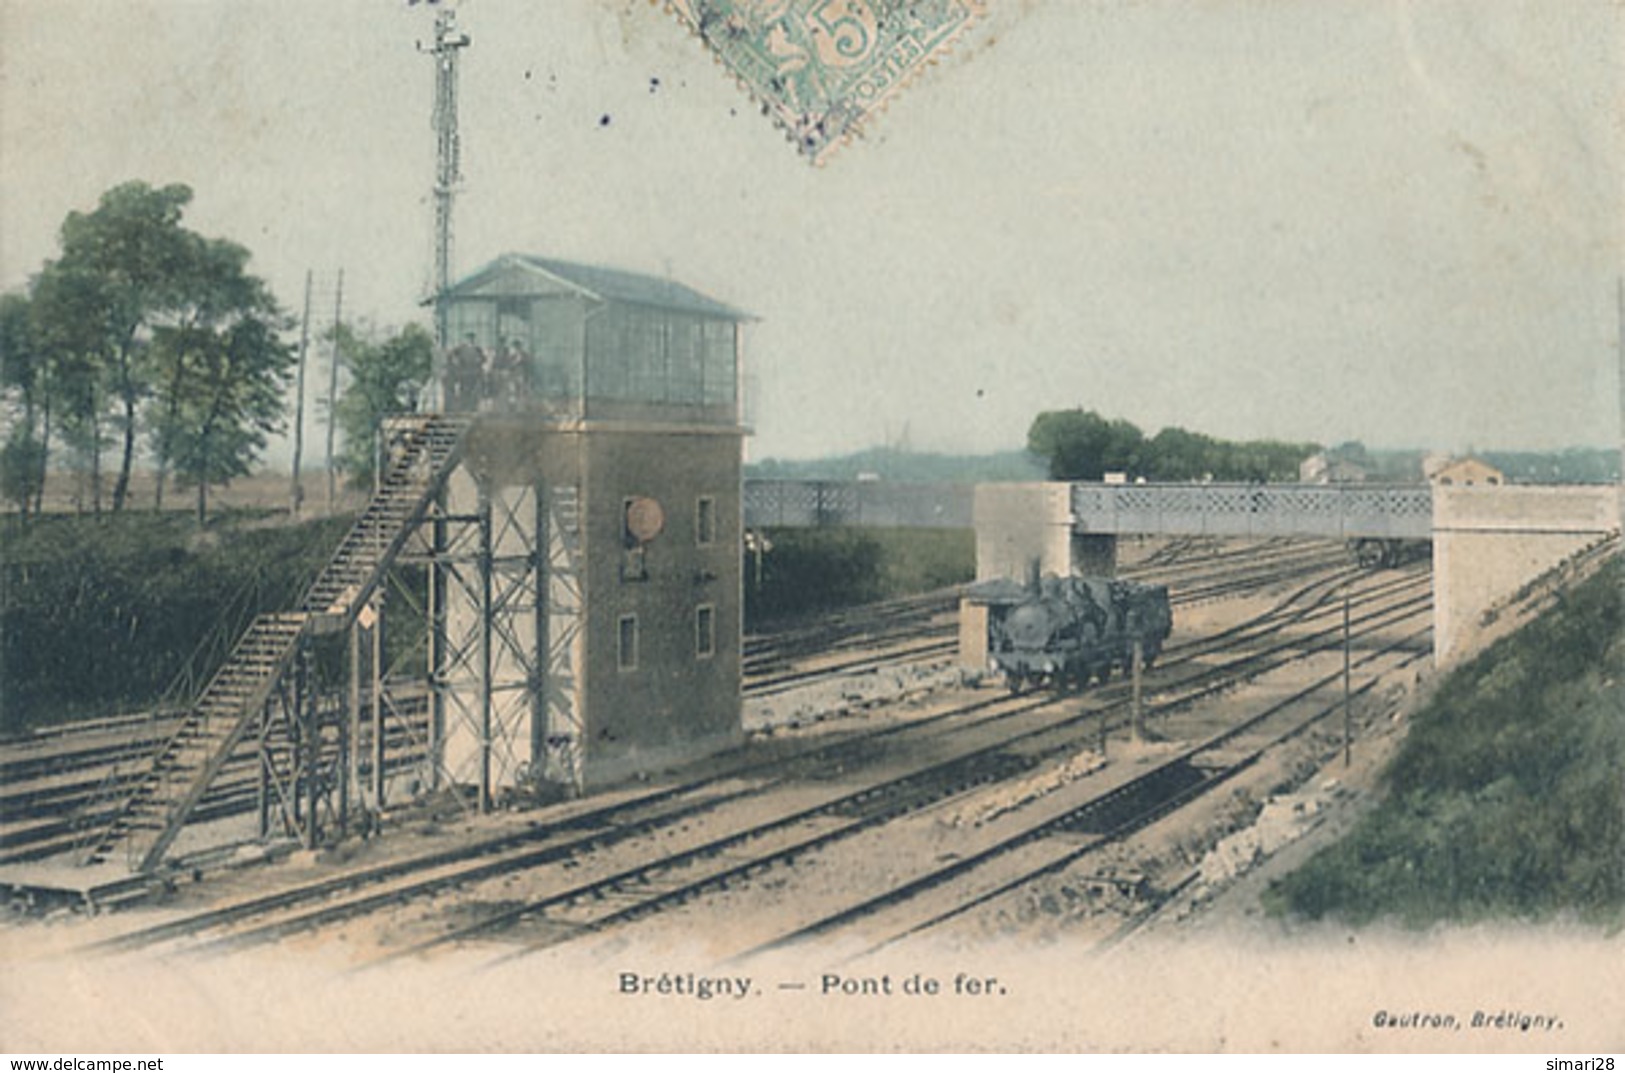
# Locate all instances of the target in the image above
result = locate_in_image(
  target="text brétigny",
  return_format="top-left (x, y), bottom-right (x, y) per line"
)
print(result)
top-left (619, 972), bottom-right (753, 1001)
top-left (1370, 1009), bottom-right (1564, 1032)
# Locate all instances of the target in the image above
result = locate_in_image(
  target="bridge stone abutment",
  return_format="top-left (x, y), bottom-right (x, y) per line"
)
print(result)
top-left (1431, 485), bottom-right (1620, 666)
top-left (961, 483), bottom-right (1117, 667)
top-left (971, 482), bottom-right (1118, 583)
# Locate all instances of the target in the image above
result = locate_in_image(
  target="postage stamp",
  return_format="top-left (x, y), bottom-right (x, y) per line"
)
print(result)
top-left (666, 0), bottom-right (984, 162)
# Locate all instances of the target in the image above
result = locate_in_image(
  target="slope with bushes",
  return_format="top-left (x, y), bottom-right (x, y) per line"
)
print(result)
top-left (1265, 555), bottom-right (1624, 927)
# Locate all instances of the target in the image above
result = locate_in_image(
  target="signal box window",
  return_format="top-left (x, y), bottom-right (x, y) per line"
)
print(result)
top-left (695, 605), bottom-right (715, 660)
top-left (618, 614), bottom-right (638, 671)
top-left (696, 496), bottom-right (716, 546)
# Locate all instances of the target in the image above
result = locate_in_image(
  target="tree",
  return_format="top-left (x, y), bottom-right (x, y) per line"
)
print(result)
top-left (144, 236), bottom-right (280, 510)
top-left (0, 293), bottom-right (46, 517)
top-left (1146, 425), bottom-right (1217, 481)
top-left (50, 181), bottom-right (197, 512)
top-left (333, 323), bottom-right (432, 487)
top-left (29, 262), bottom-right (115, 513)
top-left (1029, 407), bottom-right (1320, 484)
top-left (1027, 408), bottom-right (1145, 480)
top-left (1329, 440), bottom-right (1369, 465)
top-left (167, 312), bottom-right (293, 523)
top-left (11, 182), bottom-right (292, 520)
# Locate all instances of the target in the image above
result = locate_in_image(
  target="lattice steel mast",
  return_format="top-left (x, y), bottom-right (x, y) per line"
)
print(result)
top-left (421, 4), bottom-right (470, 409)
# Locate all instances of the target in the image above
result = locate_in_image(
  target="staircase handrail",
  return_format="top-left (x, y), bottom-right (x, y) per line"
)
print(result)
top-left (68, 554), bottom-right (284, 853)
top-left (80, 412), bottom-right (475, 871)
top-left (127, 613), bottom-right (310, 872)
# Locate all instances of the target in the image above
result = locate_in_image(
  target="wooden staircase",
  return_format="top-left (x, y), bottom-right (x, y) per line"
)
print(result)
top-left (81, 414), bottom-right (473, 872)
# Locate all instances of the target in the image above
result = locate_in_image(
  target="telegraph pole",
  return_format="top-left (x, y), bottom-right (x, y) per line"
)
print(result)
top-left (1131, 640), bottom-right (1144, 744)
top-left (1343, 585), bottom-right (1352, 768)
top-left (289, 270), bottom-right (313, 517)
top-left (324, 269), bottom-right (345, 513)
top-left (422, 5), bottom-right (470, 410)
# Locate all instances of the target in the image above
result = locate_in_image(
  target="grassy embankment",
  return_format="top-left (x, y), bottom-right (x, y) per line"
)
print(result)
top-left (1265, 554), bottom-right (1624, 929)
top-left (2, 515), bottom-right (975, 735)
top-left (0, 510), bottom-right (353, 737)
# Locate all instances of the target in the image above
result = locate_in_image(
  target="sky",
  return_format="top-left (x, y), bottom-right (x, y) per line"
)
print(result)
top-left (1, 0), bottom-right (1620, 464)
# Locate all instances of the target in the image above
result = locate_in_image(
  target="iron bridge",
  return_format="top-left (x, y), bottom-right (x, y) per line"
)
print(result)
top-left (1069, 482), bottom-right (1432, 539)
top-left (743, 480), bottom-right (974, 529)
top-left (744, 480), bottom-right (1433, 539)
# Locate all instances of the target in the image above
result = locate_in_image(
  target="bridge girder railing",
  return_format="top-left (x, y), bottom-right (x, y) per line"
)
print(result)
top-left (743, 480), bottom-right (974, 530)
top-left (1069, 482), bottom-right (1433, 539)
top-left (741, 479), bottom-right (1432, 538)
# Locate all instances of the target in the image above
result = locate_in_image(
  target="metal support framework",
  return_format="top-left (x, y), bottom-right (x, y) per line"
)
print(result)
top-left (477, 481), bottom-right (494, 811)
top-left (250, 474), bottom-right (547, 842)
top-left (353, 559), bottom-right (446, 815)
top-left (345, 612), bottom-right (359, 829)
top-left (252, 633), bottom-right (347, 852)
top-left (337, 594), bottom-right (388, 826)
top-left (371, 602), bottom-right (386, 807)
top-left (412, 475), bottom-right (550, 809)
top-left (529, 488), bottom-right (548, 772)
top-left (80, 415), bottom-right (598, 870)
top-left (427, 486), bottom-right (449, 793)
top-left (246, 477), bottom-right (584, 838)
top-left (256, 697), bottom-right (272, 840)
top-left (540, 483), bottom-right (586, 789)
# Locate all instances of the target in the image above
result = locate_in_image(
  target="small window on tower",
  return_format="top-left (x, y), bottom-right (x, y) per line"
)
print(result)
top-left (695, 604), bottom-right (715, 659)
top-left (696, 496), bottom-right (716, 546)
top-left (617, 614), bottom-right (638, 671)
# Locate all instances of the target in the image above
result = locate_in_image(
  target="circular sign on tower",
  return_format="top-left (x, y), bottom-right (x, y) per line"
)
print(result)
top-left (625, 496), bottom-right (666, 544)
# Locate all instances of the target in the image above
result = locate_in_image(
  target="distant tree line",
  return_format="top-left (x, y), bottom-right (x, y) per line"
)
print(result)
top-left (1027, 408), bottom-right (1319, 482)
top-left (1481, 448), bottom-right (1621, 485)
top-left (0, 182), bottom-right (294, 522)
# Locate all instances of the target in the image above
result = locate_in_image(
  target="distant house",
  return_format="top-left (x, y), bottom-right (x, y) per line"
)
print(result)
top-left (1298, 452), bottom-right (1367, 484)
top-left (1420, 451), bottom-right (1453, 481)
top-left (1431, 456), bottom-right (1504, 487)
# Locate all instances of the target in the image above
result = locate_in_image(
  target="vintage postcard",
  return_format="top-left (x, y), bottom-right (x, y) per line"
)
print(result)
top-left (0, 0), bottom-right (1620, 1056)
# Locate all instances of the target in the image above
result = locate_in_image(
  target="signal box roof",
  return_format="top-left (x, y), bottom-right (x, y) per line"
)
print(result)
top-left (450, 253), bottom-right (751, 321)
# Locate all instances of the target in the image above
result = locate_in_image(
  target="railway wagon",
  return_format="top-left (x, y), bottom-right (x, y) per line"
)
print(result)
top-left (1349, 537), bottom-right (1431, 569)
top-left (977, 576), bottom-right (1172, 694)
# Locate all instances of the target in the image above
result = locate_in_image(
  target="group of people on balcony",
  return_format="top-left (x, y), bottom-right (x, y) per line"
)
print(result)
top-left (446, 335), bottom-right (561, 412)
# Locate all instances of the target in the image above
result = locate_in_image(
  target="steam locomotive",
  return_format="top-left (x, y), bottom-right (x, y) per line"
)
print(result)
top-left (1348, 537), bottom-right (1431, 569)
top-left (976, 576), bottom-right (1173, 694)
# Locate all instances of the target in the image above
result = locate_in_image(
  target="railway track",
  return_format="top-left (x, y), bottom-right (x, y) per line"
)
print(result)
top-left (3, 538), bottom-right (1396, 871)
top-left (736, 539), bottom-right (1366, 697)
top-left (482, 576), bottom-right (1433, 963)
top-left (83, 560), bottom-right (1427, 959)
top-left (743, 590), bottom-right (959, 675)
top-left (1158, 543), bottom-right (1360, 607)
top-left (734, 625), bottom-right (1433, 960)
top-left (0, 700), bottom-right (431, 866)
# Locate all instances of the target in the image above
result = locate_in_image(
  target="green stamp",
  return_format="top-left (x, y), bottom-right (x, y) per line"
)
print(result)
top-left (668, 0), bottom-right (984, 163)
